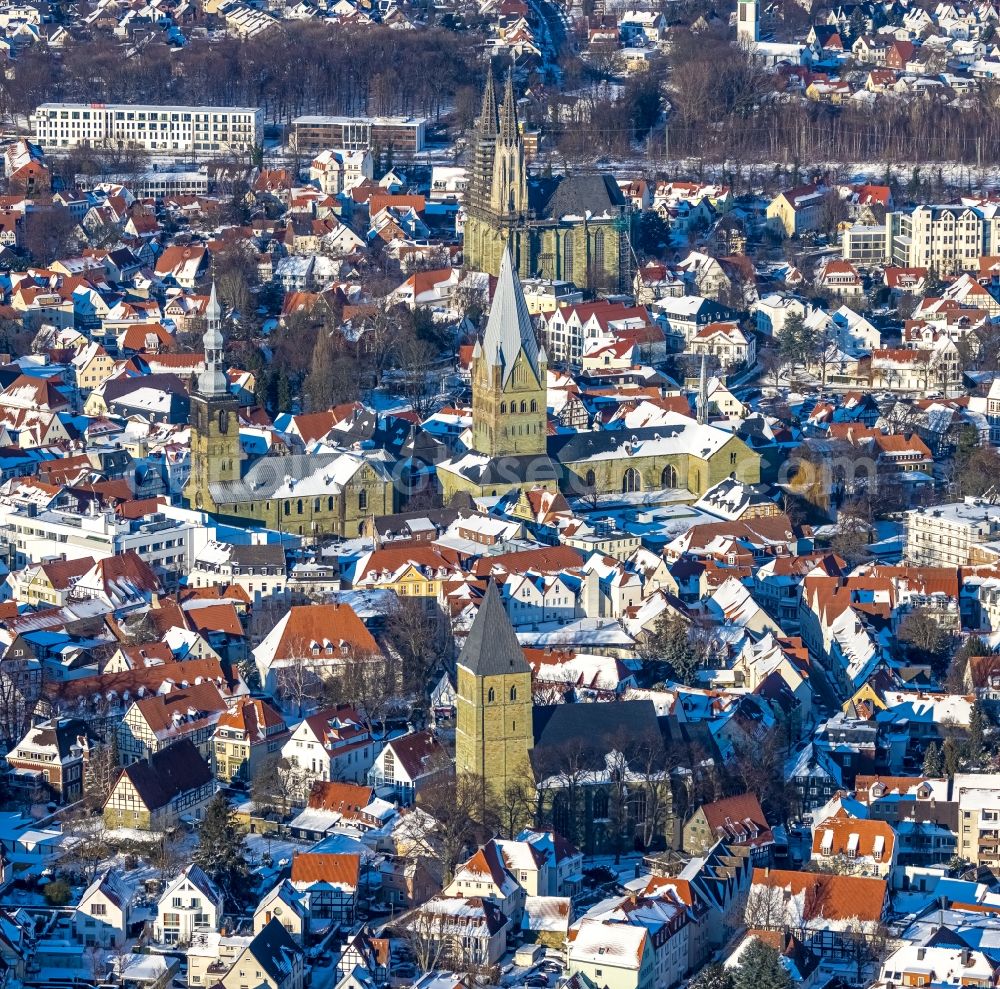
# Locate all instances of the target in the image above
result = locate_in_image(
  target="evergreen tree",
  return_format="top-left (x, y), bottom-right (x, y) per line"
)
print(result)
top-left (922, 740), bottom-right (943, 777)
top-left (304, 328), bottom-right (337, 412)
top-left (193, 794), bottom-right (251, 907)
top-left (777, 312), bottom-right (817, 372)
top-left (646, 612), bottom-right (702, 686)
top-left (691, 963), bottom-right (736, 989)
top-left (966, 700), bottom-right (989, 768)
top-left (943, 736), bottom-right (963, 778)
top-left (275, 367), bottom-right (292, 413)
top-left (733, 938), bottom-right (792, 989)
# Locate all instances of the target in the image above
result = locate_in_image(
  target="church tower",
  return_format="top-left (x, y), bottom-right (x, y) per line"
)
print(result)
top-left (185, 283), bottom-right (241, 512)
top-left (471, 244), bottom-right (547, 459)
top-left (467, 62), bottom-right (499, 218)
top-left (455, 581), bottom-right (534, 802)
top-left (490, 71), bottom-right (528, 223)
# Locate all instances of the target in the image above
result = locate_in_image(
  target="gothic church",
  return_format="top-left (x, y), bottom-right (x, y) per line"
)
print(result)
top-left (463, 67), bottom-right (637, 293)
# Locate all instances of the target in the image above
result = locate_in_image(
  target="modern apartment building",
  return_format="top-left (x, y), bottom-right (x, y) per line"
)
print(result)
top-left (33, 103), bottom-right (263, 154)
top-left (291, 114), bottom-right (426, 154)
top-left (954, 773), bottom-right (1000, 869)
top-left (843, 203), bottom-right (1000, 273)
top-left (905, 498), bottom-right (1000, 567)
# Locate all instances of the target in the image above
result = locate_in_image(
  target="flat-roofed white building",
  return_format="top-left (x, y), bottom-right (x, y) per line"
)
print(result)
top-left (33, 103), bottom-right (262, 154)
top-left (906, 498), bottom-right (1000, 567)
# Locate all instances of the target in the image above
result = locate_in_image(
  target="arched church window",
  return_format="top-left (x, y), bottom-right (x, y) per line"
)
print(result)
top-left (585, 469), bottom-right (596, 489)
top-left (661, 464), bottom-right (677, 487)
top-left (510, 686), bottom-right (517, 701)
top-left (622, 468), bottom-right (641, 493)
top-left (593, 790), bottom-right (609, 819)
top-left (500, 402), bottom-right (506, 414)
top-left (520, 401), bottom-right (526, 413)
top-left (594, 230), bottom-right (605, 270)
top-left (487, 688), bottom-right (495, 703)
top-left (530, 400), bottom-right (537, 412)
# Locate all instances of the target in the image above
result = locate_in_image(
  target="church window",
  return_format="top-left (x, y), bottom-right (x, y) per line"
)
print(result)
top-left (552, 793), bottom-right (569, 835)
top-left (487, 688), bottom-right (495, 703)
top-left (328, 497), bottom-right (334, 511)
top-left (510, 686), bottom-right (517, 701)
top-left (520, 401), bottom-right (526, 413)
top-left (314, 498), bottom-right (320, 511)
top-left (218, 410), bottom-right (228, 433)
top-left (284, 501), bottom-right (290, 516)
top-left (661, 464), bottom-right (677, 487)
top-left (629, 788), bottom-right (647, 823)
top-left (593, 790), bottom-right (609, 819)
top-left (585, 469), bottom-right (596, 489)
top-left (564, 234), bottom-right (574, 278)
top-left (730, 451), bottom-right (738, 465)
top-left (622, 468), bottom-right (641, 493)
top-left (359, 489), bottom-right (368, 511)
top-left (296, 499), bottom-right (303, 515)
top-left (594, 230), bottom-right (605, 270)
top-left (530, 400), bottom-right (537, 412)
top-left (500, 402), bottom-right (506, 414)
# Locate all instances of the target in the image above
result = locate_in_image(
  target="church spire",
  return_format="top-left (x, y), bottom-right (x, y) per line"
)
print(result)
top-left (197, 280), bottom-right (229, 398)
top-left (481, 243), bottom-right (541, 387)
top-left (498, 69), bottom-right (518, 145)
top-left (478, 61), bottom-right (499, 136)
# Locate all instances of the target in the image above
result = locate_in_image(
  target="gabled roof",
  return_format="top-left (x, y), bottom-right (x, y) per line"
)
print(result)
top-left (697, 793), bottom-right (773, 848)
top-left (243, 918), bottom-right (303, 984)
top-left (749, 867), bottom-right (887, 923)
top-left (290, 852), bottom-right (360, 888)
top-left (113, 738), bottom-right (212, 811)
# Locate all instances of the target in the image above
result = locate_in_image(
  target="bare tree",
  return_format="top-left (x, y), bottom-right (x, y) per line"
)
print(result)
top-left (85, 737), bottom-right (120, 811)
top-left (274, 653), bottom-right (325, 717)
top-left (325, 650), bottom-right (397, 738)
top-left (251, 754), bottom-right (296, 817)
top-left (401, 907), bottom-right (450, 973)
top-left (631, 732), bottom-right (674, 850)
top-left (491, 773), bottom-right (536, 840)
top-left (744, 880), bottom-right (788, 931)
top-left (415, 771), bottom-right (492, 883)
top-left (385, 596), bottom-right (453, 702)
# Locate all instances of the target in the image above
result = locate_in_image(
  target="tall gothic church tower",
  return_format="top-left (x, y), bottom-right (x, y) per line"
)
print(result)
top-left (185, 283), bottom-right (241, 512)
top-left (464, 67), bottom-right (530, 278)
top-left (490, 72), bottom-right (528, 222)
top-left (471, 244), bottom-right (547, 459)
top-left (455, 581), bottom-right (534, 801)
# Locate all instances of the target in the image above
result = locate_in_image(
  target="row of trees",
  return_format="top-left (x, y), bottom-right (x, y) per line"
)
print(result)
top-left (2, 25), bottom-right (480, 126)
top-left (667, 30), bottom-right (1000, 166)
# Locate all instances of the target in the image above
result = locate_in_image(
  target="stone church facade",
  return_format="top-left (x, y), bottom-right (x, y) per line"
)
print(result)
top-left (463, 67), bottom-right (637, 293)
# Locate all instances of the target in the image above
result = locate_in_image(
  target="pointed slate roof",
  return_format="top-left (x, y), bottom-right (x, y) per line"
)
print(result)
top-left (457, 580), bottom-right (530, 677)
top-left (478, 62), bottom-right (499, 136)
top-left (481, 245), bottom-right (542, 388)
